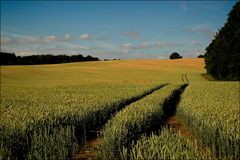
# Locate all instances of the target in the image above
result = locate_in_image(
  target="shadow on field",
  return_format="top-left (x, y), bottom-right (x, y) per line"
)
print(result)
top-left (201, 73), bottom-right (217, 81)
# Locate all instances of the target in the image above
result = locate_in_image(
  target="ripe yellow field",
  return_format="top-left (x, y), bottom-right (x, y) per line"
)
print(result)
top-left (1, 58), bottom-right (206, 85)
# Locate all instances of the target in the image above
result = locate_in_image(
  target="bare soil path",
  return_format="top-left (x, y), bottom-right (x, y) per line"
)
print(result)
top-left (166, 114), bottom-right (214, 158)
top-left (166, 90), bottom-right (215, 158)
top-left (72, 133), bottom-right (101, 160)
top-left (166, 115), bottom-right (193, 138)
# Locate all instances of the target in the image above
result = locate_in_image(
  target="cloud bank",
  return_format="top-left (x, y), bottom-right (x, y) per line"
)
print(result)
top-left (1, 31), bottom-right (205, 59)
top-left (1, 33), bottom-right (74, 45)
top-left (183, 24), bottom-right (216, 39)
top-left (122, 41), bottom-right (184, 51)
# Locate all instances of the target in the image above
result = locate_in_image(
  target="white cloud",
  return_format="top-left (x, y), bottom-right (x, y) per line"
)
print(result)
top-left (45, 35), bottom-right (57, 41)
top-left (139, 42), bottom-right (151, 49)
top-left (1, 47), bottom-right (39, 56)
top-left (1, 35), bottom-right (48, 45)
top-left (80, 33), bottom-right (91, 40)
top-left (122, 42), bottom-right (151, 50)
top-left (157, 55), bottom-right (169, 59)
top-left (121, 41), bottom-right (183, 50)
top-left (154, 42), bottom-right (165, 48)
top-left (184, 24), bottom-right (215, 35)
top-left (37, 46), bottom-right (90, 55)
top-left (17, 51), bottom-right (37, 56)
top-left (184, 24), bottom-right (212, 33)
top-left (44, 34), bottom-right (73, 42)
top-left (179, 49), bottom-right (205, 58)
top-left (64, 33), bottom-right (72, 40)
top-left (79, 33), bottom-right (111, 41)
top-left (22, 36), bottom-right (47, 44)
top-left (1, 32), bottom-right (76, 46)
top-left (183, 24), bottom-right (217, 39)
top-left (122, 43), bottom-right (136, 50)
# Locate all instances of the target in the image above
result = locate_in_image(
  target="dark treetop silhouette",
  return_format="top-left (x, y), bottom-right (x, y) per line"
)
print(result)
top-left (0, 52), bottom-right (99, 65)
top-left (205, 1), bottom-right (240, 81)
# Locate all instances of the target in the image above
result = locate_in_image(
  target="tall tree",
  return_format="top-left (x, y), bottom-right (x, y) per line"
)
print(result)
top-left (205, 1), bottom-right (240, 80)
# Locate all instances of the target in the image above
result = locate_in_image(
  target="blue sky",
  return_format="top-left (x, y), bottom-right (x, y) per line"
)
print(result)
top-left (0, 1), bottom-right (237, 59)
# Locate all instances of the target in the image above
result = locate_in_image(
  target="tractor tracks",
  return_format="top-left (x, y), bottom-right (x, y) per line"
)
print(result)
top-left (182, 73), bottom-right (189, 83)
top-left (72, 83), bottom-right (168, 160)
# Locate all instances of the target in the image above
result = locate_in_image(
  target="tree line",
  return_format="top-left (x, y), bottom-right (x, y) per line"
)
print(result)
top-left (0, 52), bottom-right (99, 65)
top-left (205, 1), bottom-right (240, 80)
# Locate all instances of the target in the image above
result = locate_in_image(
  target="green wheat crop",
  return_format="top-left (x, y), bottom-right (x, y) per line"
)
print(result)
top-left (178, 82), bottom-right (240, 159)
top-left (99, 84), bottom-right (185, 159)
top-left (121, 127), bottom-right (213, 160)
top-left (0, 82), bottom-right (162, 159)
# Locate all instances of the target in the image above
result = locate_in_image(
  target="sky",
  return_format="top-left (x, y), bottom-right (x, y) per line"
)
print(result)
top-left (0, 0), bottom-right (237, 59)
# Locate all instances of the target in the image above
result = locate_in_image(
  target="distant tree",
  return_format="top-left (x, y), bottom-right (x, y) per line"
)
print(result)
top-left (205, 1), bottom-right (240, 80)
top-left (0, 52), bottom-right (16, 65)
top-left (0, 52), bottom-right (99, 65)
top-left (197, 55), bottom-right (205, 58)
top-left (84, 55), bottom-right (99, 61)
top-left (170, 52), bottom-right (182, 59)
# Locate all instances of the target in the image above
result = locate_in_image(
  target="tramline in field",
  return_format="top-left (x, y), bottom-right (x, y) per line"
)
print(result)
top-left (99, 84), bottom-right (186, 159)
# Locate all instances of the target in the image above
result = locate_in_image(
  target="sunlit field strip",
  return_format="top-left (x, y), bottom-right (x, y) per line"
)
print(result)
top-left (178, 82), bottom-right (240, 159)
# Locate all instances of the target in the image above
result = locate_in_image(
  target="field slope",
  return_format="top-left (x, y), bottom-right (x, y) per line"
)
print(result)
top-left (1, 58), bottom-right (206, 85)
top-left (1, 58), bottom-right (239, 159)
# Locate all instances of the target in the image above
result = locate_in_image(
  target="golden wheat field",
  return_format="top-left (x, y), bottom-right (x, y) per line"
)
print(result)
top-left (1, 58), bottom-right (239, 160)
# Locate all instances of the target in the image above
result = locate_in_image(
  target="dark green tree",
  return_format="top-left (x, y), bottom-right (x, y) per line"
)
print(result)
top-left (170, 52), bottom-right (182, 59)
top-left (0, 52), bottom-right (99, 65)
top-left (0, 52), bottom-right (16, 65)
top-left (205, 1), bottom-right (240, 80)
